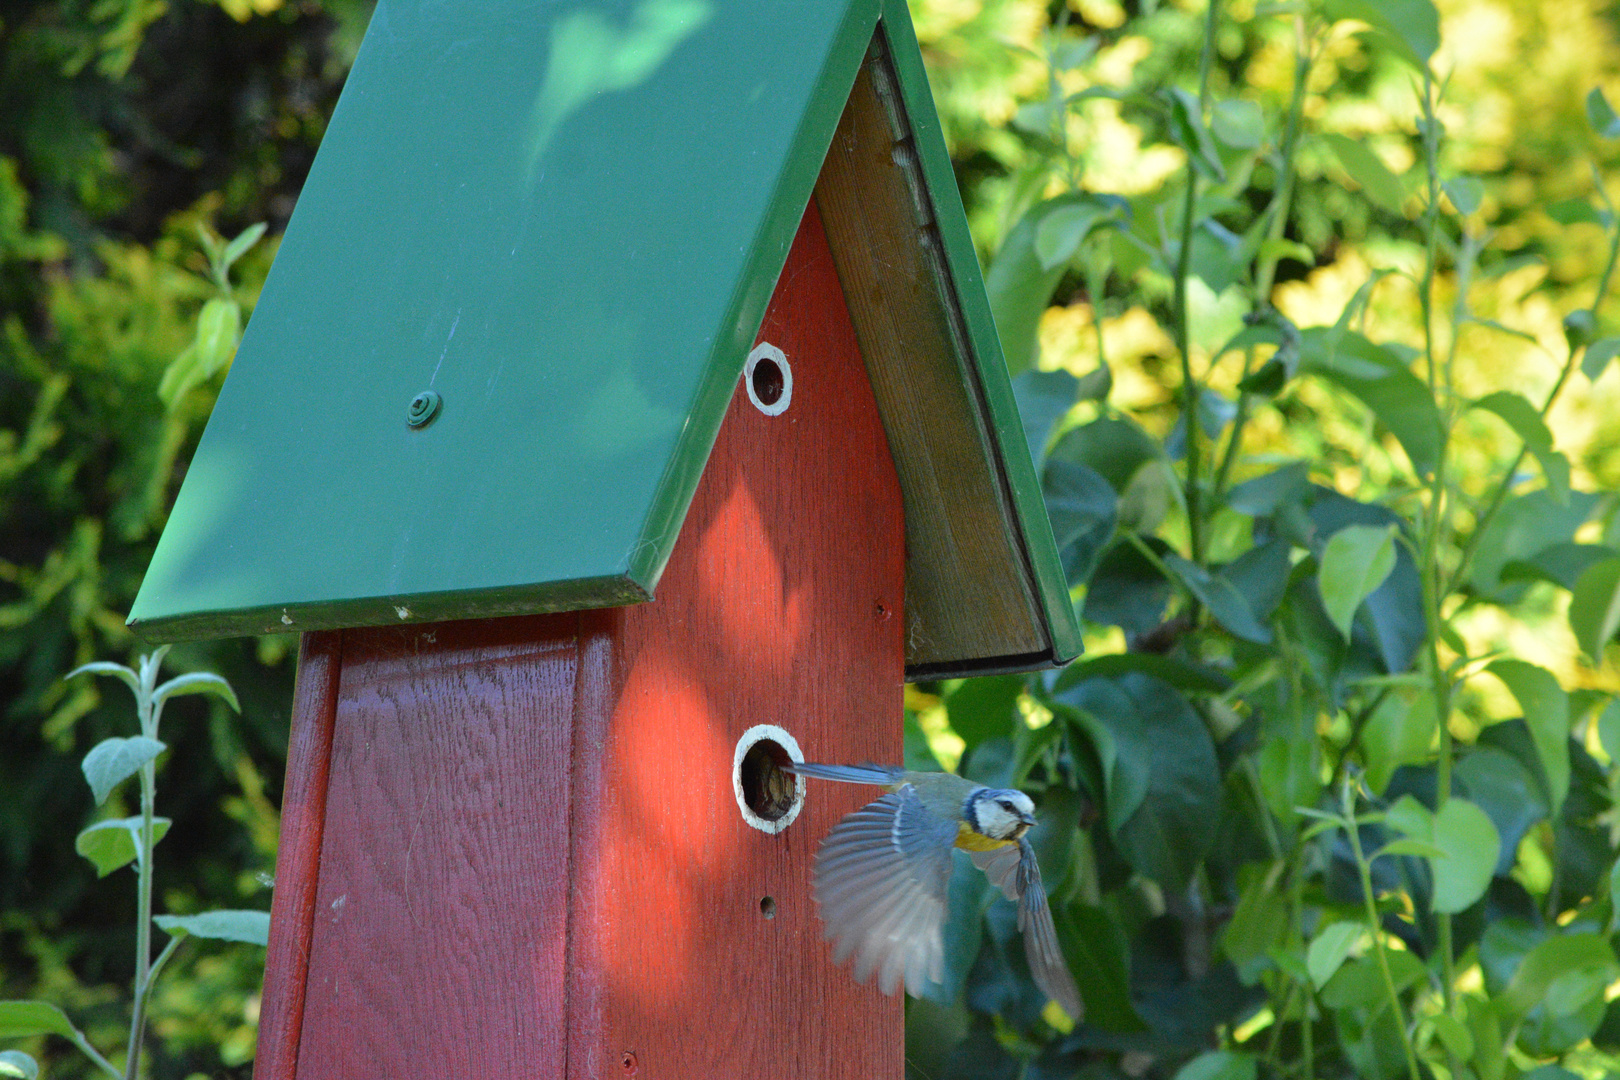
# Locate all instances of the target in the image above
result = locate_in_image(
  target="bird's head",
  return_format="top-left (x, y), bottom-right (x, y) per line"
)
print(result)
top-left (965, 788), bottom-right (1037, 841)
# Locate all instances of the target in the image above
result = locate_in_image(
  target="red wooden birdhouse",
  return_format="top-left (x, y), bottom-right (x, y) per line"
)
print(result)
top-left (130, 1), bottom-right (1081, 1077)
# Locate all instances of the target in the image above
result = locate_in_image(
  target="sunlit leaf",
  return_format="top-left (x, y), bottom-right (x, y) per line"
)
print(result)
top-left (1568, 557), bottom-right (1620, 662)
top-left (1322, 0), bottom-right (1439, 68)
top-left (1318, 523), bottom-right (1397, 639)
top-left (1429, 798), bottom-right (1499, 913)
top-left (153, 671), bottom-right (240, 713)
top-left (80, 735), bottom-right (166, 806)
top-left (75, 817), bottom-right (172, 877)
top-left (1307, 921), bottom-right (1362, 988)
top-left (1471, 391), bottom-right (1568, 503)
top-left (0, 1050), bottom-right (38, 1080)
top-left (0, 1000), bottom-right (77, 1039)
top-left (153, 909), bottom-right (270, 946)
top-left (1320, 133), bottom-right (1407, 215)
top-left (1487, 659), bottom-right (1571, 812)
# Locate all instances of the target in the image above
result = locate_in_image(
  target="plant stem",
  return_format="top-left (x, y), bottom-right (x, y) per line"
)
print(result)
top-left (1446, 220), bottom-right (1620, 596)
top-left (72, 1029), bottom-right (124, 1080)
top-left (1343, 790), bottom-right (1422, 1080)
top-left (124, 654), bottom-right (161, 1080)
top-left (1215, 15), bottom-right (1314, 504)
top-left (1175, 0), bottom-right (1222, 568)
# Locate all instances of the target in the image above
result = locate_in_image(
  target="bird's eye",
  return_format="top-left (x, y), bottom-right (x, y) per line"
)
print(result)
top-left (998, 800), bottom-right (1014, 811)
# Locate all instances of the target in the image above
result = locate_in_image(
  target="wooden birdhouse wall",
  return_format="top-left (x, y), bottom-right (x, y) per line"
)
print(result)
top-left (255, 199), bottom-right (906, 1080)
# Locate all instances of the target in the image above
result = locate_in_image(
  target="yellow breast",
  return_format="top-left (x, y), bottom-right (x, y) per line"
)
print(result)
top-left (954, 821), bottom-right (1016, 853)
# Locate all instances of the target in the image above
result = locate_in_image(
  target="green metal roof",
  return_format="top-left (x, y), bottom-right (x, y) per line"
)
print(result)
top-left (129, 0), bottom-right (1081, 679)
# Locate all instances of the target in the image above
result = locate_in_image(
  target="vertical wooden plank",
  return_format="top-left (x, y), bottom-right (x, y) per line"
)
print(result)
top-left (291, 615), bottom-right (578, 1079)
top-left (567, 197), bottom-right (907, 1079)
top-left (257, 631), bottom-right (342, 1080)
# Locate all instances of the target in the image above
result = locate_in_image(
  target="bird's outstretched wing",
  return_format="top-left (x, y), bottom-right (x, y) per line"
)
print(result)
top-left (813, 784), bottom-right (958, 996)
top-left (968, 839), bottom-right (1084, 1021)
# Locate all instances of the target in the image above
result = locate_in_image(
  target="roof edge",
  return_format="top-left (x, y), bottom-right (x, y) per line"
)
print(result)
top-left (876, 1), bottom-right (1083, 667)
top-left (625, 0), bottom-right (882, 595)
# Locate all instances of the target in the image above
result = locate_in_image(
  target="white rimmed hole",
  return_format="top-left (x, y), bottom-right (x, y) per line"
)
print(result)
top-left (744, 343), bottom-right (792, 416)
top-left (733, 724), bottom-right (805, 833)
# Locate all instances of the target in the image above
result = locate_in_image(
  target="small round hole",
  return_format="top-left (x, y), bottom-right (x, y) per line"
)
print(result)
top-left (743, 343), bottom-right (792, 416)
top-left (759, 896), bottom-right (776, 919)
top-left (751, 358), bottom-right (784, 406)
top-left (733, 724), bottom-right (805, 833)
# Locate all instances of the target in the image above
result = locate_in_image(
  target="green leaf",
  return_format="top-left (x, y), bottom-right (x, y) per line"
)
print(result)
top-left (1052, 653), bottom-right (1230, 695)
top-left (1443, 176), bottom-right (1484, 216)
top-left (1174, 1051), bottom-right (1256, 1080)
top-left (1047, 415), bottom-right (1162, 493)
top-left (1221, 864), bottom-right (1289, 983)
top-left (1299, 329), bottom-right (1442, 476)
top-left (0, 1050), bottom-right (38, 1080)
top-left (153, 909), bottom-right (270, 946)
top-left (1318, 524), bottom-right (1397, 639)
top-left (987, 197), bottom-right (1083, 375)
top-left (944, 676), bottom-right (1023, 752)
top-left (1588, 87), bottom-right (1620, 138)
top-left (1053, 902), bottom-right (1145, 1032)
top-left (1599, 697), bottom-right (1620, 763)
top-left (1500, 933), bottom-right (1619, 1023)
top-left (1468, 490), bottom-right (1602, 600)
top-left (1011, 369), bottom-right (1080, 465)
top-left (220, 221), bottom-right (267, 275)
top-left (1375, 837), bottom-right (1447, 858)
top-left (1033, 201), bottom-right (1110, 270)
top-left (1058, 674), bottom-right (1219, 889)
top-left (1456, 746), bottom-right (1548, 876)
top-left (193, 298), bottom-right (241, 378)
top-left (1582, 337), bottom-right (1620, 381)
top-left (0, 1000), bottom-right (77, 1038)
top-left (1500, 542), bottom-right (1620, 590)
top-left (1488, 659), bottom-right (1572, 812)
top-left (1165, 88), bottom-right (1225, 180)
top-left (1044, 459), bottom-right (1117, 586)
top-left (1162, 553), bottom-right (1272, 643)
top-left (153, 671), bottom-right (240, 713)
top-left (64, 660), bottom-right (140, 698)
top-left (1307, 921), bottom-right (1363, 989)
top-left (80, 735), bottom-right (166, 806)
top-left (1568, 556), bottom-right (1620, 661)
top-left (1471, 391), bottom-right (1568, 503)
top-left (1431, 1013), bottom-right (1473, 1060)
top-left (75, 816), bottom-right (172, 877)
top-left (1225, 461), bottom-right (1310, 517)
top-left (1211, 101), bottom-right (1263, 151)
top-left (1321, 133), bottom-right (1407, 215)
top-left (1321, 0), bottom-right (1439, 68)
top-left (1322, 951), bottom-right (1425, 1008)
top-left (1361, 691), bottom-right (1436, 793)
top-left (1546, 198), bottom-right (1607, 227)
top-left (1429, 798), bottom-right (1500, 913)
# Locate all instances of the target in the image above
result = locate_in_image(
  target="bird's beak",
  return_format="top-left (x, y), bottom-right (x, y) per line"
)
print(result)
top-left (1019, 811), bottom-right (1037, 828)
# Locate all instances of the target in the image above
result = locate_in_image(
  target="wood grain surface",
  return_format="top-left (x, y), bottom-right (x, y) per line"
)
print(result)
top-left (816, 56), bottom-right (1046, 670)
top-left (290, 616), bottom-right (579, 1079)
top-left (257, 631), bottom-right (342, 1080)
top-left (566, 196), bottom-right (906, 1079)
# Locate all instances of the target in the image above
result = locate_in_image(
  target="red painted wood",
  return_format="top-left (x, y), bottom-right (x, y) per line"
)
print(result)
top-left (258, 631), bottom-right (342, 1080)
top-left (566, 196), bottom-right (907, 1079)
top-left (290, 616), bottom-right (579, 1079)
top-left (260, 196), bottom-right (905, 1080)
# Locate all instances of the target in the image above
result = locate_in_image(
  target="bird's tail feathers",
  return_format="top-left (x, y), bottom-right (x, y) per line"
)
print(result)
top-left (782, 762), bottom-right (904, 786)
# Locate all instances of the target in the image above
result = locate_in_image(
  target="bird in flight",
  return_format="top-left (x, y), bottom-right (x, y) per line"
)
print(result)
top-left (786, 761), bottom-right (1083, 1020)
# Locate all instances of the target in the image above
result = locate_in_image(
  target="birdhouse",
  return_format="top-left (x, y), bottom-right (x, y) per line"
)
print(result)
top-left (129, 1), bottom-right (1081, 1077)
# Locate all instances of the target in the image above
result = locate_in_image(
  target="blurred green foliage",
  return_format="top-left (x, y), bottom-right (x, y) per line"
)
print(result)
top-left (9, 1), bottom-right (1620, 1079)
top-left (0, 2), bottom-right (368, 1077)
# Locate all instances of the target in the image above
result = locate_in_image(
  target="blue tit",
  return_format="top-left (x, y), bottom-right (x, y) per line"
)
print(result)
top-left (785, 762), bottom-right (1083, 1020)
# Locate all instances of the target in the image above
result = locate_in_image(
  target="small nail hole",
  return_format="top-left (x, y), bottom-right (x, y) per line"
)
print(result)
top-left (621, 1051), bottom-right (638, 1075)
top-left (760, 896), bottom-right (776, 919)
